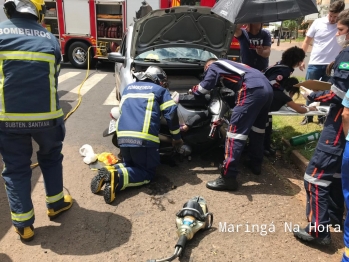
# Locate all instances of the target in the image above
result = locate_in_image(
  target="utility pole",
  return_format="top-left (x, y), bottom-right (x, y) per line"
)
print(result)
top-left (277, 21), bottom-right (283, 46)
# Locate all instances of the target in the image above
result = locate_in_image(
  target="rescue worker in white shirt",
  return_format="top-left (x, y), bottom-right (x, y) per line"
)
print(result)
top-left (0, 0), bottom-right (73, 242)
top-left (90, 66), bottom-right (183, 204)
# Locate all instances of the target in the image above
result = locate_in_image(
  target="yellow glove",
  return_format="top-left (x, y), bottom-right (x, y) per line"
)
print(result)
top-left (97, 152), bottom-right (118, 165)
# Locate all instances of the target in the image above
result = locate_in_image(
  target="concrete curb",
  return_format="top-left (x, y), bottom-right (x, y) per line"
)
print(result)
top-left (282, 138), bottom-right (309, 174)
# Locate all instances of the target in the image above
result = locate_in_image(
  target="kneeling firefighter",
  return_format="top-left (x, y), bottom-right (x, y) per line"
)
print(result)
top-left (0, 0), bottom-right (73, 241)
top-left (91, 66), bottom-right (183, 204)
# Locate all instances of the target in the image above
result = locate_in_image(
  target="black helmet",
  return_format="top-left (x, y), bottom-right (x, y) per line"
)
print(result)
top-left (132, 66), bottom-right (168, 88)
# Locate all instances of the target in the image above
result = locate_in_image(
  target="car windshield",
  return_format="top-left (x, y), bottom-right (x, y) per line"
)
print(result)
top-left (134, 47), bottom-right (217, 63)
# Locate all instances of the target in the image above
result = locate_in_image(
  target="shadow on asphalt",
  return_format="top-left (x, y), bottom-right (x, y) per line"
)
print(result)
top-left (26, 200), bottom-right (131, 255)
top-left (0, 253), bottom-right (12, 262)
top-left (179, 227), bottom-right (216, 262)
top-left (293, 231), bottom-right (345, 254)
top-left (57, 90), bottom-right (73, 116)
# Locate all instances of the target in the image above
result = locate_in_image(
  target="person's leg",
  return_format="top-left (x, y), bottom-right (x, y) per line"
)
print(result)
top-left (248, 89), bottom-right (273, 171)
top-left (294, 105), bottom-right (345, 245)
top-left (0, 131), bottom-right (35, 241)
top-left (206, 85), bottom-right (271, 191)
top-left (103, 147), bottom-right (160, 203)
top-left (341, 141), bottom-right (349, 261)
top-left (32, 124), bottom-right (72, 219)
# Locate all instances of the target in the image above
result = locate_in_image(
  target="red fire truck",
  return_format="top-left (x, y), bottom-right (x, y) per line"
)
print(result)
top-left (43, 0), bottom-right (240, 69)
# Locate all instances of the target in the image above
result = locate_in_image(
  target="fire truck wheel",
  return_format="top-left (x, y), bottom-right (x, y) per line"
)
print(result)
top-left (68, 41), bottom-right (95, 69)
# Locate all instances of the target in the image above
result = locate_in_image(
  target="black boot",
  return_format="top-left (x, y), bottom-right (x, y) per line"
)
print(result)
top-left (243, 160), bottom-right (261, 175)
top-left (293, 227), bottom-right (331, 245)
top-left (206, 175), bottom-right (238, 191)
top-left (264, 146), bottom-right (276, 157)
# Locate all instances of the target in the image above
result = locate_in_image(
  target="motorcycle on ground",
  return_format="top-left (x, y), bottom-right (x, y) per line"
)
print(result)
top-left (102, 87), bottom-right (233, 160)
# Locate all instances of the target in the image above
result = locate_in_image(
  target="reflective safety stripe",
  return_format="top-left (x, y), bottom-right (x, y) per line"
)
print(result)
top-left (266, 122), bottom-right (269, 127)
top-left (0, 51), bottom-right (60, 120)
top-left (120, 93), bottom-right (154, 108)
top-left (142, 96), bottom-right (154, 133)
top-left (120, 165), bottom-right (129, 190)
top-left (117, 163), bottom-right (125, 169)
top-left (0, 60), bottom-right (4, 114)
top-left (0, 110), bottom-right (63, 121)
top-left (0, 51), bottom-right (55, 62)
top-left (46, 191), bottom-right (64, 204)
top-left (128, 181), bottom-right (151, 187)
top-left (117, 163), bottom-right (150, 189)
top-left (251, 126), bottom-right (265, 133)
top-left (160, 100), bottom-right (176, 111)
top-left (333, 173), bottom-right (342, 178)
top-left (304, 173), bottom-right (331, 187)
top-left (118, 131), bottom-right (159, 143)
top-left (331, 84), bottom-right (345, 99)
top-left (269, 80), bottom-right (277, 85)
top-left (198, 84), bottom-right (210, 94)
top-left (11, 209), bottom-right (34, 222)
top-left (119, 93), bottom-right (155, 135)
top-left (215, 60), bottom-right (246, 76)
top-left (227, 131), bottom-right (248, 140)
top-left (170, 128), bottom-right (180, 135)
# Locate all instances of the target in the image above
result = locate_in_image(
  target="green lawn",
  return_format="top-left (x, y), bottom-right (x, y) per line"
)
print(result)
top-left (271, 95), bottom-right (323, 160)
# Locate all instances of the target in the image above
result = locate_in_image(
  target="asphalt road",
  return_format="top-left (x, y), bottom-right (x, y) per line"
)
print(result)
top-left (0, 61), bottom-right (343, 262)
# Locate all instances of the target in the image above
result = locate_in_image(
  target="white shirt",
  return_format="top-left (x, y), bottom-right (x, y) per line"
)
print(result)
top-left (307, 16), bottom-right (341, 65)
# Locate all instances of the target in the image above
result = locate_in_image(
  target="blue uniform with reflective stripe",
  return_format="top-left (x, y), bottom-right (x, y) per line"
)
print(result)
top-left (0, 14), bottom-right (66, 228)
top-left (115, 81), bottom-right (180, 190)
top-left (197, 59), bottom-right (273, 178)
top-left (341, 51), bottom-right (349, 262)
top-left (301, 48), bottom-right (349, 241)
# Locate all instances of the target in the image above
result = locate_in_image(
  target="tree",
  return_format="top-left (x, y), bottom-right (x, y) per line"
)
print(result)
top-left (283, 20), bottom-right (297, 42)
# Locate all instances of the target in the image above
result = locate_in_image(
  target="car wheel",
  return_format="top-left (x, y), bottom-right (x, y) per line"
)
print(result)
top-left (68, 41), bottom-right (96, 69)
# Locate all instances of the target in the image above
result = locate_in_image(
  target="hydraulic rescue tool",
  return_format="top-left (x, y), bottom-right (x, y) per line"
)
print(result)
top-left (147, 196), bottom-right (213, 262)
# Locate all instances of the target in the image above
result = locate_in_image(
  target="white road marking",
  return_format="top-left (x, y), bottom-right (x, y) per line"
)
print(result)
top-left (103, 87), bottom-right (120, 106)
top-left (61, 73), bottom-right (108, 98)
top-left (58, 72), bottom-right (81, 84)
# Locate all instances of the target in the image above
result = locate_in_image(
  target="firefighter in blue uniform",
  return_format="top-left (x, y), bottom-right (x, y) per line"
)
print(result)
top-left (293, 9), bottom-right (349, 246)
top-left (191, 59), bottom-right (273, 191)
top-left (0, 0), bottom-right (73, 242)
top-left (90, 66), bottom-right (182, 204)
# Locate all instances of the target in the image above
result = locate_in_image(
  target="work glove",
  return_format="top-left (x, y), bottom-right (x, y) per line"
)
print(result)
top-left (189, 85), bottom-right (202, 96)
top-left (300, 86), bottom-right (313, 101)
top-left (172, 139), bottom-right (184, 152)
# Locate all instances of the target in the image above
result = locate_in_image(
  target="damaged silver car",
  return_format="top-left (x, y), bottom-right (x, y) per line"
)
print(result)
top-left (108, 6), bottom-right (235, 100)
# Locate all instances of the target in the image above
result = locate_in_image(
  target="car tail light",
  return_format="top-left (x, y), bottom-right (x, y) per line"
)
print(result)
top-left (230, 37), bottom-right (240, 49)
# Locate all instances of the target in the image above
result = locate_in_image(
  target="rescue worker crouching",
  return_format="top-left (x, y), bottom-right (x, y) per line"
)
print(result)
top-left (90, 66), bottom-right (183, 204)
top-left (0, 0), bottom-right (73, 242)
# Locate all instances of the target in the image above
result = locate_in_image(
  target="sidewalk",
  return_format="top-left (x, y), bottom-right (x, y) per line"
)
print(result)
top-left (271, 40), bottom-right (312, 53)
